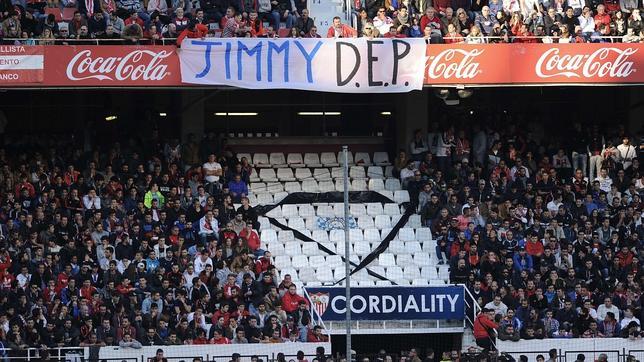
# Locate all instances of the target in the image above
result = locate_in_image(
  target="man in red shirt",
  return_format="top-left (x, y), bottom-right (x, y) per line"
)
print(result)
top-left (326, 16), bottom-right (357, 38)
top-left (473, 308), bottom-right (498, 351)
top-left (594, 5), bottom-right (611, 30)
top-left (383, 26), bottom-right (407, 37)
top-left (239, 222), bottom-right (262, 255)
top-left (177, 19), bottom-right (208, 47)
top-left (281, 284), bottom-right (308, 313)
top-left (526, 234), bottom-right (544, 259)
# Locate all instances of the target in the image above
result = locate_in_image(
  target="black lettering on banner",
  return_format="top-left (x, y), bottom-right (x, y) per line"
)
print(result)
top-left (367, 40), bottom-right (384, 87)
top-left (336, 42), bottom-right (361, 87)
top-left (392, 39), bottom-right (411, 85)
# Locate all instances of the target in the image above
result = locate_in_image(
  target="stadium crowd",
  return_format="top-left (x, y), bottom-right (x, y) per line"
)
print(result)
top-left (395, 122), bottom-right (643, 346)
top-left (0, 132), bottom-right (332, 354)
top-left (0, 116), bottom-right (639, 355)
top-left (0, 0), bottom-right (643, 44)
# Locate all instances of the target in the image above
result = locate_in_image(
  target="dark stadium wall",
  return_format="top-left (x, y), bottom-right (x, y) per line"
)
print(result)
top-left (331, 333), bottom-right (462, 359)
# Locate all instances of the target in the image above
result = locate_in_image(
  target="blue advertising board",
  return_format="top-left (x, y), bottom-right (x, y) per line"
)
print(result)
top-left (304, 286), bottom-right (465, 321)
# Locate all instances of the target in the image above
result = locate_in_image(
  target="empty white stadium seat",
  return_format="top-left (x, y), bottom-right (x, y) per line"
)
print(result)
top-left (321, 152), bottom-right (339, 166)
top-left (313, 168), bottom-right (331, 181)
top-left (270, 153), bottom-right (287, 167)
top-left (277, 168), bottom-right (295, 181)
top-left (349, 204), bottom-right (366, 216)
top-left (368, 179), bottom-right (385, 191)
top-left (305, 218), bottom-right (319, 231)
top-left (266, 182), bottom-right (284, 193)
top-left (338, 151), bottom-right (354, 165)
top-left (287, 153), bottom-right (304, 167)
top-left (331, 203), bottom-right (345, 217)
top-left (284, 181), bottom-right (301, 193)
top-left (261, 229), bottom-right (277, 242)
top-left (399, 228), bottom-right (415, 241)
top-left (311, 230), bottom-right (329, 242)
top-left (278, 230), bottom-right (295, 243)
top-left (309, 255), bottom-right (326, 268)
top-left (354, 152), bottom-right (372, 165)
top-left (366, 203), bottom-right (384, 216)
top-left (412, 279), bottom-right (429, 286)
top-left (316, 205), bottom-right (334, 218)
top-left (304, 153), bottom-right (322, 167)
top-left (416, 227), bottom-right (432, 242)
top-left (298, 205), bottom-right (315, 218)
top-left (316, 268), bottom-right (334, 283)
top-left (357, 216), bottom-right (375, 229)
top-left (384, 166), bottom-right (394, 178)
top-left (331, 167), bottom-right (343, 179)
top-left (259, 168), bottom-right (278, 181)
top-left (373, 152), bottom-right (391, 166)
top-left (253, 153), bottom-right (270, 167)
top-left (389, 240), bottom-right (406, 254)
top-left (318, 180), bottom-right (335, 193)
top-left (298, 268), bottom-right (316, 282)
top-left (413, 252), bottom-right (431, 266)
top-left (354, 241), bottom-right (371, 256)
top-left (378, 190), bottom-right (394, 200)
top-left (329, 229), bottom-right (344, 243)
top-left (287, 218), bottom-right (305, 230)
top-left (386, 266), bottom-right (403, 280)
top-left (394, 190), bottom-right (410, 203)
top-left (326, 255), bottom-right (343, 268)
top-left (349, 229), bottom-right (363, 242)
top-left (282, 205), bottom-right (298, 218)
top-left (383, 203), bottom-right (401, 216)
top-left (374, 215), bottom-right (391, 229)
top-left (385, 178), bottom-right (401, 191)
top-left (284, 242), bottom-right (302, 256)
top-left (404, 266), bottom-right (422, 280)
top-left (407, 214), bottom-right (422, 228)
top-left (295, 168), bottom-right (312, 180)
top-left (421, 267), bottom-right (439, 280)
top-left (378, 253), bottom-right (396, 267)
top-left (367, 166), bottom-right (384, 179)
top-left (320, 242), bottom-right (336, 254)
top-left (349, 166), bottom-right (366, 179)
top-left (405, 241), bottom-right (422, 253)
top-left (351, 179), bottom-right (367, 191)
top-left (274, 255), bottom-right (291, 267)
top-left (397, 254), bottom-right (414, 267)
top-left (302, 243), bottom-right (320, 256)
top-left (274, 192), bottom-right (288, 203)
top-left (301, 180), bottom-right (319, 193)
top-left (363, 228), bottom-right (381, 242)
top-left (270, 243), bottom-right (285, 256)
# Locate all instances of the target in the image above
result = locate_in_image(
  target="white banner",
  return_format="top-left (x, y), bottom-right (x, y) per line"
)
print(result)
top-left (179, 38), bottom-right (427, 93)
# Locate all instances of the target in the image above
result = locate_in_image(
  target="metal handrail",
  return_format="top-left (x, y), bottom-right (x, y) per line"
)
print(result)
top-left (0, 34), bottom-right (639, 45)
top-left (0, 346), bottom-right (87, 361)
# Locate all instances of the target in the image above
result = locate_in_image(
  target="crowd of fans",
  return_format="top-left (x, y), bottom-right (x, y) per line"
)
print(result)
top-left (393, 121), bottom-right (643, 345)
top-left (1, 0), bottom-right (643, 44)
top-left (0, 131), bottom-right (333, 354)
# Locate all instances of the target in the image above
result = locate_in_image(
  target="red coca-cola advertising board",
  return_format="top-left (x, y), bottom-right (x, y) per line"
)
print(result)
top-left (0, 43), bottom-right (642, 87)
top-left (424, 43), bottom-right (644, 85)
top-left (2, 45), bottom-right (181, 87)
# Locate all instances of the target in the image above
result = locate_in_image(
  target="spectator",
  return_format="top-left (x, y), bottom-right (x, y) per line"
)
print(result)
top-left (327, 16), bottom-right (357, 38)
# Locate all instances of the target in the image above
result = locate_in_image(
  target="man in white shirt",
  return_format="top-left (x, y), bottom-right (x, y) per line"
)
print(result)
top-left (194, 250), bottom-right (213, 274)
top-left (372, 7), bottom-right (394, 35)
top-left (616, 136), bottom-right (637, 171)
top-left (16, 266), bottom-right (31, 289)
top-left (597, 297), bottom-right (620, 321)
top-left (198, 210), bottom-right (218, 244)
top-left (484, 295), bottom-right (508, 317)
top-left (620, 307), bottom-right (640, 329)
top-left (594, 168), bottom-right (612, 193)
top-left (202, 154), bottom-right (222, 193)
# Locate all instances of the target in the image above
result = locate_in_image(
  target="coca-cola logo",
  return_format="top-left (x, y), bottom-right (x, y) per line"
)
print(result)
top-left (535, 47), bottom-right (638, 79)
top-left (66, 49), bottom-right (173, 81)
top-left (426, 48), bottom-right (484, 79)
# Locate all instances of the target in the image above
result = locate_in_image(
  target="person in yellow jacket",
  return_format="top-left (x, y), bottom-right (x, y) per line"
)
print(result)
top-left (144, 183), bottom-right (165, 209)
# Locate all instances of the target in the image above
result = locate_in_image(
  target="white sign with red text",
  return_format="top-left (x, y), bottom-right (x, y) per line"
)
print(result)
top-left (0, 45), bottom-right (44, 83)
